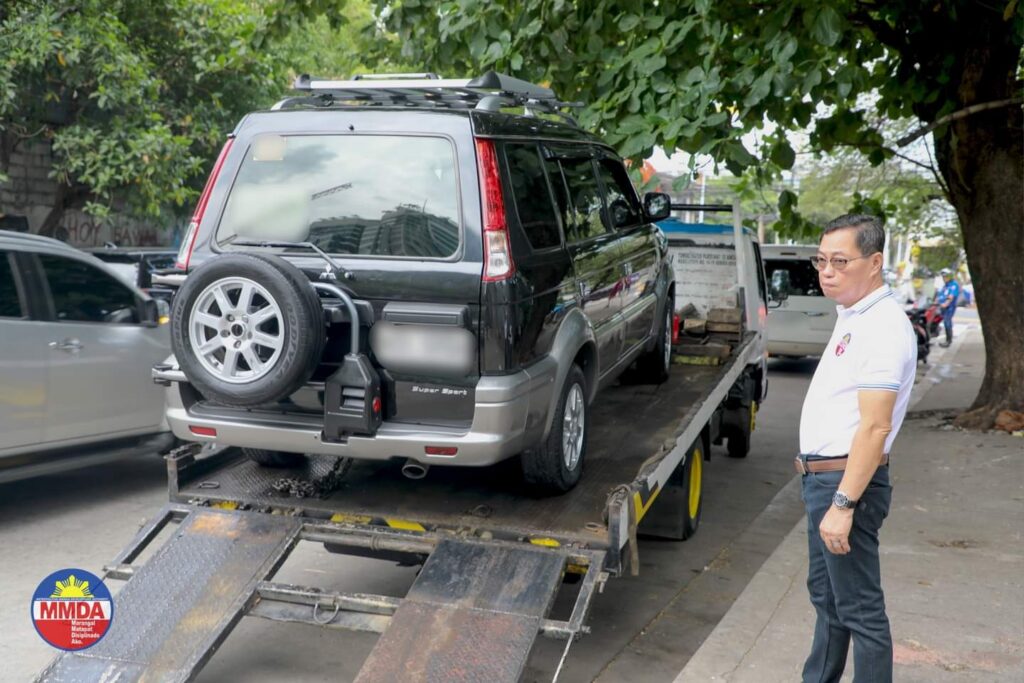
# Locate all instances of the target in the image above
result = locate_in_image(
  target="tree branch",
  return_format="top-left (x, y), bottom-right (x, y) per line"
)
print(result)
top-left (897, 97), bottom-right (1024, 146)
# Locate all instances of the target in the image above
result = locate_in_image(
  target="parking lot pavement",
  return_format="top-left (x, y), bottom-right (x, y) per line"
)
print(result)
top-left (8, 358), bottom-right (818, 682)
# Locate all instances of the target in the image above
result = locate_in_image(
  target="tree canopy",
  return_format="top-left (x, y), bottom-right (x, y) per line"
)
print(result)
top-left (375, 0), bottom-right (1023, 425)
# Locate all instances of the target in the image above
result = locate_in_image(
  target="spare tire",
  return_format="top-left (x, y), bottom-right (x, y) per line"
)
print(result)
top-left (171, 253), bottom-right (325, 407)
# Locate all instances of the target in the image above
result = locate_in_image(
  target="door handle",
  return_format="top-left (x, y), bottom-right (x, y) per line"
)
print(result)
top-left (803, 312), bottom-right (827, 317)
top-left (50, 338), bottom-right (84, 353)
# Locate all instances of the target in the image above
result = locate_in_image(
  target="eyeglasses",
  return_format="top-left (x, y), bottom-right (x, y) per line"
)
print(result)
top-left (809, 254), bottom-right (875, 272)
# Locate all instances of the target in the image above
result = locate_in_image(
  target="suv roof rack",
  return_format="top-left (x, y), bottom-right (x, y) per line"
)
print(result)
top-left (272, 70), bottom-right (581, 126)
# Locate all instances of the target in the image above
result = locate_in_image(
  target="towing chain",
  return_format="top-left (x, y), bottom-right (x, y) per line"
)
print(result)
top-left (271, 457), bottom-right (353, 499)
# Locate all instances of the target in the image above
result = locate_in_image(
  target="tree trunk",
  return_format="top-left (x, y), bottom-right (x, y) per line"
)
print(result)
top-left (931, 42), bottom-right (1024, 429)
top-left (37, 181), bottom-right (69, 239)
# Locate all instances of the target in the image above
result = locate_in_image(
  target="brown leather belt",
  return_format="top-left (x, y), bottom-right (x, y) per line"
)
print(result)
top-left (794, 453), bottom-right (889, 474)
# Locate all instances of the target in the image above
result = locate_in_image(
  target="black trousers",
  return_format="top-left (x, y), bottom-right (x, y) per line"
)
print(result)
top-left (801, 463), bottom-right (893, 682)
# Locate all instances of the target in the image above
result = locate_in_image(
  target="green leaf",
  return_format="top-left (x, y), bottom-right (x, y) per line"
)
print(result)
top-left (770, 141), bottom-right (796, 170)
top-left (779, 189), bottom-right (797, 213)
top-left (619, 14), bottom-right (641, 32)
top-left (744, 70), bottom-right (773, 108)
top-left (811, 7), bottom-right (842, 47)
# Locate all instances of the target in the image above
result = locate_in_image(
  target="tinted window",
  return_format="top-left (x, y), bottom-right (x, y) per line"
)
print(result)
top-left (596, 158), bottom-right (641, 229)
top-left (218, 134), bottom-right (460, 258)
top-left (765, 258), bottom-right (823, 296)
top-left (0, 251), bottom-right (24, 318)
top-left (38, 254), bottom-right (140, 323)
top-left (559, 156), bottom-right (607, 243)
top-left (504, 144), bottom-right (561, 249)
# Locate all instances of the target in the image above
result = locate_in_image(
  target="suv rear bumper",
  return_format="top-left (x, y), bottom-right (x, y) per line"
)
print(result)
top-left (159, 357), bottom-right (557, 467)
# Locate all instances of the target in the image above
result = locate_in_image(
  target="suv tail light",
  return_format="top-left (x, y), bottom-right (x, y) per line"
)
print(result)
top-left (474, 139), bottom-right (515, 282)
top-left (175, 138), bottom-right (235, 270)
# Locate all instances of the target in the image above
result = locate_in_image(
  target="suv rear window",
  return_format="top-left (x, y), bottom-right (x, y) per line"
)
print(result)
top-left (765, 258), bottom-right (823, 296)
top-left (218, 135), bottom-right (460, 258)
top-left (0, 251), bottom-right (24, 318)
top-left (504, 143), bottom-right (560, 250)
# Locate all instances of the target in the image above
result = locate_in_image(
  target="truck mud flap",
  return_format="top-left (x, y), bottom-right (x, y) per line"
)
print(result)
top-left (38, 505), bottom-right (301, 683)
top-left (356, 539), bottom-right (569, 683)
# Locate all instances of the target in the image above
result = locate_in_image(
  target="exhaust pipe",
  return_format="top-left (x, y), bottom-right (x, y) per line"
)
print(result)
top-left (401, 459), bottom-right (429, 480)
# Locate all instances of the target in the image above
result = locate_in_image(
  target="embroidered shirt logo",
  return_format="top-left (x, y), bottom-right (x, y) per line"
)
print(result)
top-left (835, 332), bottom-right (852, 357)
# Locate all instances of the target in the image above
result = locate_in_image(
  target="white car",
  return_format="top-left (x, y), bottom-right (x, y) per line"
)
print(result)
top-left (762, 245), bottom-right (837, 358)
top-left (0, 230), bottom-right (173, 482)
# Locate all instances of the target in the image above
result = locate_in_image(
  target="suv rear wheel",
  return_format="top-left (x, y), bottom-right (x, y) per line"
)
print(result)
top-left (633, 297), bottom-right (674, 383)
top-left (171, 253), bottom-right (324, 407)
top-left (521, 365), bottom-right (588, 494)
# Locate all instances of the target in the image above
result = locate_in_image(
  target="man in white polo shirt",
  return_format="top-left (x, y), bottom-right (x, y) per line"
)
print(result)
top-left (798, 214), bottom-right (916, 683)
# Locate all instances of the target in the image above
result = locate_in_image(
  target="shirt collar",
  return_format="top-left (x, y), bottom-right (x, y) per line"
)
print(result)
top-left (837, 284), bottom-right (893, 315)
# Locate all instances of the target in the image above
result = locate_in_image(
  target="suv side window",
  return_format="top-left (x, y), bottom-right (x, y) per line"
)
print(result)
top-left (558, 153), bottom-right (607, 243)
top-left (37, 254), bottom-right (140, 324)
top-left (595, 157), bottom-right (642, 229)
top-left (504, 143), bottom-right (561, 250)
top-left (0, 251), bottom-right (26, 319)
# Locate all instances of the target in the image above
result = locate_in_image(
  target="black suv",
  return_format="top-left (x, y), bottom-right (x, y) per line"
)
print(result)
top-left (157, 72), bottom-right (675, 493)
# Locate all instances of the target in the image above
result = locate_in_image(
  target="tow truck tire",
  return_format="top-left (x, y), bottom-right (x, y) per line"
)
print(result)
top-left (726, 402), bottom-right (755, 458)
top-left (171, 253), bottom-right (324, 407)
top-left (521, 365), bottom-right (588, 494)
top-left (243, 448), bottom-right (306, 468)
top-left (681, 441), bottom-right (704, 539)
top-left (633, 297), bottom-right (674, 384)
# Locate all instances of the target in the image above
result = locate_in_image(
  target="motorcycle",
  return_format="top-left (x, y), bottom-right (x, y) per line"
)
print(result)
top-left (904, 303), bottom-right (931, 363)
top-left (923, 300), bottom-right (945, 338)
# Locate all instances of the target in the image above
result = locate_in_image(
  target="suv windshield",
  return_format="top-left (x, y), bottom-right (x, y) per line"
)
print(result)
top-left (218, 134), bottom-right (460, 258)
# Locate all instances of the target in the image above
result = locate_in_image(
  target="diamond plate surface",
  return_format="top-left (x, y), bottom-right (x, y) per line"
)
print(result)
top-left (39, 509), bottom-right (300, 683)
top-left (355, 540), bottom-right (566, 683)
top-left (407, 539), bottom-right (565, 616)
top-left (355, 602), bottom-right (540, 683)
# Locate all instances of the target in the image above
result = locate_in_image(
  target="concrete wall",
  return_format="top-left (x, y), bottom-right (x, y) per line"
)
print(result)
top-left (0, 139), bottom-right (183, 247)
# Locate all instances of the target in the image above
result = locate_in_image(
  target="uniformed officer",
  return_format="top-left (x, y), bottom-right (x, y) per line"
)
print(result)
top-left (798, 214), bottom-right (917, 683)
top-left (936, 268), bottom-right (961, 347)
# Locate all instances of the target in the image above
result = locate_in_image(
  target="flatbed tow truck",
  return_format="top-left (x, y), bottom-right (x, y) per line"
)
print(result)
top-left (39, 208), bottom-right (768, 683)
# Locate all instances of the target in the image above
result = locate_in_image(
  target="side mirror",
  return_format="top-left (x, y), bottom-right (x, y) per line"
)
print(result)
top-left (643, 192), bottom-right (671, 222)
top-left (768, 270), bottom-right (790, 308)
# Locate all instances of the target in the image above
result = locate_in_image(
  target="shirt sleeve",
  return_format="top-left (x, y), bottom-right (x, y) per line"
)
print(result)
top-left (857, 333), bottom-right (905, 393)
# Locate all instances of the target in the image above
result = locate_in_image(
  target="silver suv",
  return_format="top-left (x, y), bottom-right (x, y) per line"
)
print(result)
top-left (0, 230), bottom-right (173, 482)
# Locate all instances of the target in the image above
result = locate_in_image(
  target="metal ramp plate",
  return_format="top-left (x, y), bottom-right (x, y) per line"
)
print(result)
top-left (39, 508), bottom-right (301, 683)
top-left (356, 539), bottom-right (566, 682)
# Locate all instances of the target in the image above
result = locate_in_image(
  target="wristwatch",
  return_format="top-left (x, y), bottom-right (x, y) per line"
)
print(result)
top-left (832, 491), bottom-right (857, 510)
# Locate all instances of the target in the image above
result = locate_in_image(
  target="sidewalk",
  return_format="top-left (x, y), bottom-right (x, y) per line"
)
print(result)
top-left (676, 324), bottom-right (1024, 682)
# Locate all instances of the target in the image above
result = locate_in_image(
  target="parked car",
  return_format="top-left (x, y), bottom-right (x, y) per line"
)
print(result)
top-left (87, 246), bottom-right (178, 303)
top-left (762, 245), bottom-right (837, 358)
top-left (155, 72), bottom-right (676, 493)
top-left (0, 230), bottom-right (174, 483)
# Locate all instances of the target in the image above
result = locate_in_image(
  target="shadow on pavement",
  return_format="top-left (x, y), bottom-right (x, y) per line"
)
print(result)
top-left (0, 454), bottom-right (165, 526)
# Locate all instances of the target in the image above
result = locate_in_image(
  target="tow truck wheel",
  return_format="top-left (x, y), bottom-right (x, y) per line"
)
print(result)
top-left (243, 448), bottom-right (306, 468)
top-left (681, 441), bottom-right (704, 539)
top-left (725, 401), bottom-right (755, 458)
top-left (521, 365), bottom-right (588, 494)
top-left (171, 253), bottom-right (325, 407)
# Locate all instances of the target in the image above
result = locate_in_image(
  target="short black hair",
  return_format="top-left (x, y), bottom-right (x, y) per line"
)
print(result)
top-left (821, 214), bottom-right (885, 256)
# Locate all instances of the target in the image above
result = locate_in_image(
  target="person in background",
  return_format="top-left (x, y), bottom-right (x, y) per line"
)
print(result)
top-left (936, 268), bottom-right (960, 347)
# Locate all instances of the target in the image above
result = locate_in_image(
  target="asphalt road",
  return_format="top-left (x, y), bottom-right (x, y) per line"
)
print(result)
top-left (2, 359), bottom-right (820, 682)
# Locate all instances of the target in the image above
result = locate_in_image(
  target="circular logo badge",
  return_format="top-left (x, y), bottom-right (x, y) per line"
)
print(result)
top-left (31, 568), bottom-right (114, 651)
